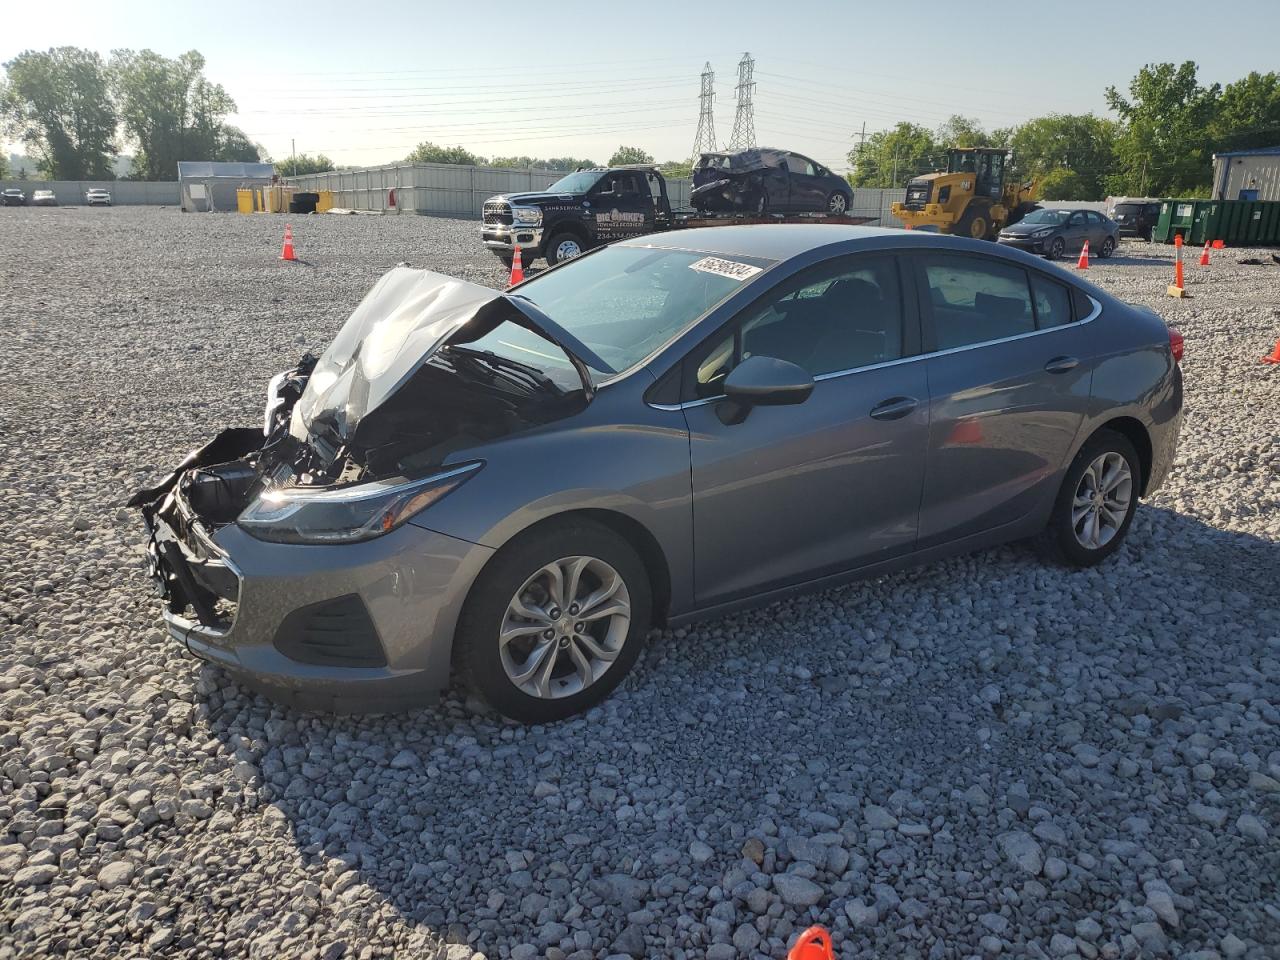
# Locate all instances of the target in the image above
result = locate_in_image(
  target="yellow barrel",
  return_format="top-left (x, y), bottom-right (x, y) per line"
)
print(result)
top-left (316, 190), bottom-right (335, 213)
top-left (236, 189), bottom-right (254, 214)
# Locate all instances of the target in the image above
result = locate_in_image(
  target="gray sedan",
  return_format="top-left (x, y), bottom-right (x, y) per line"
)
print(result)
top-left (998, 207), bottom-right (1120, 260)
top-left (133, 226), bottom-right (1183, 722)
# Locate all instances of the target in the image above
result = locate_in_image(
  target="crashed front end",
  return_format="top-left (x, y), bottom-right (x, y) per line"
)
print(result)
top-left (131, 268), bottom-right (594, 712)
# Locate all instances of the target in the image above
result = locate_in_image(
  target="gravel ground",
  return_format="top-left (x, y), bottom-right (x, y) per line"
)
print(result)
top-left (1, 206), bottom-right (1277, 960)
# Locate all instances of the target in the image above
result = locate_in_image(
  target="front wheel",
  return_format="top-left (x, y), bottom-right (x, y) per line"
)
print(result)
top-left (1037, 430), bottom-right (1141, 568)
top-left (545, 232), bottom-right (584, 266)
top-left (455, 520), bottom-right (652, 723)
top-left (1046, 236), bottom-right (1066, 260)
top-left (826, 191), bottom-right (849, 216)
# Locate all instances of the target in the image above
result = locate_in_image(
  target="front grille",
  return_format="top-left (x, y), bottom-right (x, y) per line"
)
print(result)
top-left (273, 595), bottom-right (386, 668)
top-left (483, 200), bottom-right (513, 225)
top-left (903, 180), bottom-right (931, 210)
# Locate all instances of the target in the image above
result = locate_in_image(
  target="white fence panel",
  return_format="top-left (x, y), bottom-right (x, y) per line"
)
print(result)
top-left (0, 180), bottom-right (179, 205)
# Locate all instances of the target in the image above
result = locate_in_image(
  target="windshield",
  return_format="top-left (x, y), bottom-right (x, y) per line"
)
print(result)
top-left (1114, 203), bottom-right (1144, 214)
top-left (469, 245), bottom-right (773, 382)
top-left (1019, 209), bottom-right (1069, 225)
top-left (546, 171), bottom-right (604, 194)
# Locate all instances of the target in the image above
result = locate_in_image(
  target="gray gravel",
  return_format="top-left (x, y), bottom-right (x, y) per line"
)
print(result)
top-left (2, 206), bottom-right (1278, 959)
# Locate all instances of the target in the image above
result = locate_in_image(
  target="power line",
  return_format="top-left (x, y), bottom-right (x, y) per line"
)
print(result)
top-left (727, 53), bottom-right (757, 151)
top-left (690, 61), bottom-right (718, 163)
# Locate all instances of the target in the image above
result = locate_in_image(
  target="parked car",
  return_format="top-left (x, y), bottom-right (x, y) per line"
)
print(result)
top-left (2, 188), bottom-right (26, 206)
top-left (85, 188), bottom-right (112, 206)
top-left (31, 189), bottom-right (57, 206)
top-left (997, 207), bottom-right (1119, 260)
top-left (692, 148), bottom-right (853, 216)
top-left (1108, 199), bottom-right (1161, 240)
top-left (132, 226), bottom-right (1183, 722)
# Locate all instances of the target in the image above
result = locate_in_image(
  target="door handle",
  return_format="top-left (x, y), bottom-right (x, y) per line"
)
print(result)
top-left (1044, 356), bottom-right (1079, 374)
top-left (870, 396), bottom-right (918, 421)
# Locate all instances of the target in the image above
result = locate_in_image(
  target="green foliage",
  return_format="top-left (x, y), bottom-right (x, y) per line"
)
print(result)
top-left (936, 115), bottom-right (995, 148)
top-left (1, 47), bottom-right (118, 179)
top-left (1212, 71), bottom-right (1280, 151)
top-left (1104, 61), bottom-right (1220, 196)
top-left (658, 159), bottom-right (693, 178)
top-left (608, 145), bottom-right (654, 166)
top-left (405, 141), bottom-right (487, 165)
top-left (279, 152), bottom-right (335, 176)
top-left (1037, 168), bottom-right (1090, 200)
top-left (0, 153), bottom-right (7, 178)
top-left (848, 122), bottom-right (938, 187)
top-left (110, 49), bottom-right (250, 180)
top-left (1007, 114), bottom-right (1119, 200)
top-left (488, 155), bottom-right (597, 172)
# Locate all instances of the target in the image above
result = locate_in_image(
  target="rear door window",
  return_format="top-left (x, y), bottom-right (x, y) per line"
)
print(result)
top-left (1030, 274), bottom-right (1073, 328)
top-left (919, 254), bottom-right (1034, 349)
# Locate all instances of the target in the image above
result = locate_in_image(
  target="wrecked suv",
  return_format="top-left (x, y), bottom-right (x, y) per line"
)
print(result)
top-left (134, 226), bottom-right (1182, 723)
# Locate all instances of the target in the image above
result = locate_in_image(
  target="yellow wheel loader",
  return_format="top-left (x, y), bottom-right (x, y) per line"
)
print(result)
top-left (890, 148), bottom-right (1038, 240)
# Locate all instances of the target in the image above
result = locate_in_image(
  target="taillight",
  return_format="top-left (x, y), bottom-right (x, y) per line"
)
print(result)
top-left (1168, 327), bottom-right (1184, 364)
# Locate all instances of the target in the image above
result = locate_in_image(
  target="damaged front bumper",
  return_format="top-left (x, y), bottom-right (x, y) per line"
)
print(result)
top-left (134, 430), bottom-right (494, 713)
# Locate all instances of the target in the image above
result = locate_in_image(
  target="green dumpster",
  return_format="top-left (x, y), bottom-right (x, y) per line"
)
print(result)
top-left (1157, 199), bottom-right (1197, 243)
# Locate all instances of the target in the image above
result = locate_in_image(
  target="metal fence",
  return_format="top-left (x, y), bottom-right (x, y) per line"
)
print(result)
top-left (285, 162), bottom-right (912, 226)
top-left (0, 180), bottom-right (179, 205)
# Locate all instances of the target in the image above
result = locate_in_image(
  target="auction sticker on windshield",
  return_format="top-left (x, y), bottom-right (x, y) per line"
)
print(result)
top-left (689, 257), bottom-right (762, 281)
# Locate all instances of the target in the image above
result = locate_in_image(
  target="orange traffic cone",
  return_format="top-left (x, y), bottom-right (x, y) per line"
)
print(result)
top-left (1167, 234), bottom-right (1187, 298)
top-left (280, 224), bottom-right (297, 261)
top-left (508, 246), bottom-right (525, 286)
top-left (787, 926), bottom-right (836, 960)
top-left (1262, 338), bottom-right (1280, 364)
top-left (1076, 240), bottom-right (1090, 270)
top-left (1199, 241), bottom-right (1211, 266)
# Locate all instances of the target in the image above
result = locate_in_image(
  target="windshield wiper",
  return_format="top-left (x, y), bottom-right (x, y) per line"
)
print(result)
top-left (443, 345), bottom-right (564, 396)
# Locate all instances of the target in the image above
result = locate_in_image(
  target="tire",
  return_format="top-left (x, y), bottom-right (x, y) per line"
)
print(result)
top-left (545, 232), bottom-right (585, 266)
top-left (754, 191), bottom-right (769, 216)
top-left (957, 207), bottom-right (991, 241)
top-left (1099, 236), bottom-right (1116, 258)
top-left (826, 191), bottom-right (849, 216)
top-left (1037, 430), bottom-right (1141, 568)
top-left (1046, 236), bottom-right (1066, 260)
top-left (455, 519), bottom-right (652, 723)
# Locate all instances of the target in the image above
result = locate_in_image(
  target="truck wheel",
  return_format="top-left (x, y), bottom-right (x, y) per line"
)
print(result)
top-left (957, 208), bottom-right (991, 241)
top-left (545, 233), bottom-right (584, 266)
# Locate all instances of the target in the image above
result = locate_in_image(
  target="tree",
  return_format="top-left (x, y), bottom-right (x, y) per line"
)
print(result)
top-left (1212, 71), bottom-right (1280, 152)
top-left (405, 141), bottom-right (486, 165)
top-left (0, 153), bottom-right (7, 178)
top-left (608, 145), bottom-right (654, 166)
top-left (848, 122), bottom-right (938, 187)
top-left (1105, 61), bottom-right (1220, 196)
top-left (936, 114), bottom-right (994, 149)
top-left (110, 49), bottom-right (243, 180)
top-left (658, 159), bottom-right (693, 178)
top-left (1006, 114), bottom-right (1119, 200)
top-left (544, 156), bottom-right (595, 171)
top-left (1, 47), bottom-right (117, 179)
top-left (1037, 168), bottom-right (1090, 200)
top-left (278, 152), bottom-right (335, 176)
top-left (216, 127), bottom-right (263, 164)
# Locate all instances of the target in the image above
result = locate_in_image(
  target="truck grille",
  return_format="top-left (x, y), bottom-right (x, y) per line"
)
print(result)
top-left (903, 180), bottom-right (931, 209)
top-left (483, 200), bottom-right (513, 226)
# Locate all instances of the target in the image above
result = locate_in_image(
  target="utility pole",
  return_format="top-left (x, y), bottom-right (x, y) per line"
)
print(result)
top-left (854, 121), bottom-right (867, 180)
top-left (1139, 155), bottom-right (1148, 196)
top-left (892, 152), bottom-right (899, 189)
top-left (291, 138), bottom-right (296, 177)
top-left (727, 53), bottom-right (757, 151)
top-left (690, 62), bottom-right (717, 164)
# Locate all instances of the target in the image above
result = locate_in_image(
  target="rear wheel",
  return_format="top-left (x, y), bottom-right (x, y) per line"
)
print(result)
top-left (545, 232), bottom-right (584, 266)
top-left (1037, 430), bottom-right (1141, 568)
top-left (826, 191), bottom-right (849, 216)
top-left (1099, 236), bottom-right (1116, 258)
top-left (456, 520), bottom-right (652, 723)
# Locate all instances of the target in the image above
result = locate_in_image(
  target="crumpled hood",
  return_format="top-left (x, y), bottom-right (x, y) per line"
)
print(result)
top-left (291, 267), bottom-right (608, 448)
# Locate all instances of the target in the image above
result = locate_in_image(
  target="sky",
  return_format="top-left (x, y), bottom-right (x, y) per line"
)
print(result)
top-left (5, 0), bottom-right (1280, 173)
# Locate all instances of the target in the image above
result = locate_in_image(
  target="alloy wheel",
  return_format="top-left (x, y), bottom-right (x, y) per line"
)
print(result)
top-left (499, 556), bottom-right (631, 700)
top-left (1071, 452), bottom-right (1133, 550)
top-left (555, 238), bottom-right (581, 261)
top-left (828, 193), bottom-right (848, 215)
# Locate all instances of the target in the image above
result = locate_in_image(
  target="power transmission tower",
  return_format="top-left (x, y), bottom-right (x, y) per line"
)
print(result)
top-left (727, 52), bottom-right (756, 150)
top-left (690, 62), bottom-right (717, 163)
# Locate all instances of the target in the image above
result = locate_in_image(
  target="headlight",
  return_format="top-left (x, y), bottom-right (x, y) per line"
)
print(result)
top-left (237, 463), bottom-right (481, 544)
top-left (512, 206), bottom-right (542, 224)
top-left (1032, 229), bottom-right (1053, 238)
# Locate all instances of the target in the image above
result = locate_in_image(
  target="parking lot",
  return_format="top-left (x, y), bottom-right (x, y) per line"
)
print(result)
top-left (2, 206), bottom-right (1277, 959)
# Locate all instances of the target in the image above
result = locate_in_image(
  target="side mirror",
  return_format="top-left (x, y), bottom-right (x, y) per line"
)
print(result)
top-left (718, 355), bottom-right (814, 425)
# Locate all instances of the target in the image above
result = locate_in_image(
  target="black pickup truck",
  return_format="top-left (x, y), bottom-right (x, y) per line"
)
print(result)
top-left (481, 164), bottom-right (876, 266)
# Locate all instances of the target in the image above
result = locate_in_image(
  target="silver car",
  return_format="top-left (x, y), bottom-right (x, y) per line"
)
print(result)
top-left (133, 226), bottom-right (1184, 722)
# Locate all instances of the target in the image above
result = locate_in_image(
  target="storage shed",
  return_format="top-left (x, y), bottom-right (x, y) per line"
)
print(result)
top-left (178, 161), bottom-right (276, 212)
top-left (1211, 147), bottom-right (1280, 202)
